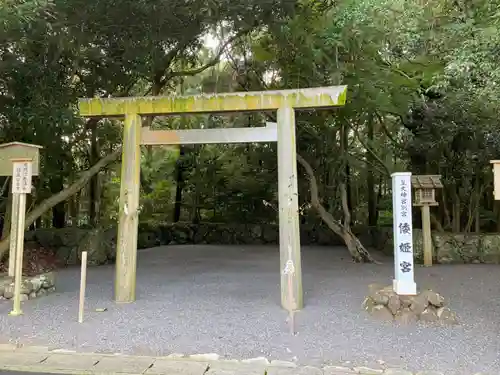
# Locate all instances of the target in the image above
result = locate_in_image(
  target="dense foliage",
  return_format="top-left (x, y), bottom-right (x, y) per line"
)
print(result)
top-left (1, 0), bottom-right (500, 260)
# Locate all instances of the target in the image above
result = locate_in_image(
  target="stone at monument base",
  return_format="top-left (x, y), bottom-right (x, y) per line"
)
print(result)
top-left (363, 283), bottom-right (458, 325)
top-left (0, 271), bottom-right (56, 301)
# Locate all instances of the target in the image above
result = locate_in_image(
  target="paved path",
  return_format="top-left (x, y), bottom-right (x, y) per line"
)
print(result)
top-left (1, 245), bottom-right (499, 374)
top-left (0, 345), bottom-right (450, 375)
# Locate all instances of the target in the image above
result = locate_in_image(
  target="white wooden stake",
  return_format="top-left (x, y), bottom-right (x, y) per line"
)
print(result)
top-left (78, 251), bottom-right (88, 323)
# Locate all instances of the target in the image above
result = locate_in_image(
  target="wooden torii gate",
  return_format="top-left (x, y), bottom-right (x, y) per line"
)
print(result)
top-left (78, 86), bottom-right (347, 311)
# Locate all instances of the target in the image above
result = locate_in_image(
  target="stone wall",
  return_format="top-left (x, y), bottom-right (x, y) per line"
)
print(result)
top-left (25, 223), bottom-right (347, 266)
top-left (23, 223), bottom-right (500, 266)
top-left (25, 227), bottom-right (116, 267)
top-left (369, 227), bottom-right (500, 264)
top-left (0, 272), bottom-right (56, 301)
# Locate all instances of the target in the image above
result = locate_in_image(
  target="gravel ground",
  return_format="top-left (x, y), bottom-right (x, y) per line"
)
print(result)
top-left (0, 245), bottom-right (499, 375)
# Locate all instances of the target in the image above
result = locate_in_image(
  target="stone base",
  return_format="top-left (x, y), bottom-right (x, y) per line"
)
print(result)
top-left (363, 283), bottom-right (458, 325)
top-left (0, 272), bottom-right (56, 301)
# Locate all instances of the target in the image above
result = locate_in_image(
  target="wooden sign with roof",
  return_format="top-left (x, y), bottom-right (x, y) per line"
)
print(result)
top-left (0, 142), bottom-right (43, 176)
top-left (0, 141), bottom-right (42, 317)
top-left (410, 174), bottom-right (443, 267)
top-left (411, 174), bottom-right (443, 206)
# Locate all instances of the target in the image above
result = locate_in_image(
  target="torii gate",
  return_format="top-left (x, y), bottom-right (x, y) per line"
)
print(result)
top-left (78, 86), bottom-right (347, 310)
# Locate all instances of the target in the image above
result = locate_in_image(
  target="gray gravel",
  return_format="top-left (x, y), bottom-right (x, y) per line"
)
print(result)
top-left (0, 245), bottom-right (499, 375)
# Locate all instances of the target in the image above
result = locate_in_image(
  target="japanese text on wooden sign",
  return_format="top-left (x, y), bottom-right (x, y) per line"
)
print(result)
top-left (12, 161), bottom-right (32, 194)
top-left (391, 172), bottom-right (417, 295)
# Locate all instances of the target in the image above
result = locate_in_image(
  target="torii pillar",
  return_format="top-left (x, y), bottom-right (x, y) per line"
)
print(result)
top-left (78, 86), bottom-right (347, 310)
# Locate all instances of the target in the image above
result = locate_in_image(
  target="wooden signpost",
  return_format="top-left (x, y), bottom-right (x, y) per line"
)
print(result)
top-left (0, 142), bottom-right (42, 316)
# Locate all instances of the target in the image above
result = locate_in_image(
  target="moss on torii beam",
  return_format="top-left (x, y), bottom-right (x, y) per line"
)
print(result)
top-left (78, 86), bottom-right (347, 116)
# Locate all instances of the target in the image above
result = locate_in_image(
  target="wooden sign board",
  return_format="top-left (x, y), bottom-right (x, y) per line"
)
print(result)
top-left (0, 142), bottom-right (42, 176)
top-left (491, 161), bottom-right (500, 200)
top-left (12, 160), bottom-right (33, 194)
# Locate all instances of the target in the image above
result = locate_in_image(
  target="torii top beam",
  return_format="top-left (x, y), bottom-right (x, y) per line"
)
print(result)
top-left (78, 86), bottom-right (348, 117)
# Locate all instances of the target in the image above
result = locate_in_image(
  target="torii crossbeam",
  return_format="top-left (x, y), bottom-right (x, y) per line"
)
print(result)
top-left (78, 86), bottom-right (347, 311)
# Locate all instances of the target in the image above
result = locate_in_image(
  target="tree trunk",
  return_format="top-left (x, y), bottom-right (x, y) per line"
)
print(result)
top-left (431, 213), bottom-right (445, 232)
top-left (50, 157), bottom-right (66, 228)
top-left (1, 181), bottom-right (12, 240)
top-left (366, 114), bottom-right (377, 227)
top-left (296, 153), bottom-right (377, 263)
top-left (341, 123), bottom-right (353, 212)
top-left (440, 188), bottom-right (451, 230)
top-left (69, 192), bottom-right (80, 227)
top-left (451, 188), bottom-right (461, 233)
top-left (173, 146), bottom-right (185, 222)
top-left (89, 119), bottom-right (101, 227)
top-left (474, 175), bottom-right (482, 233)
top-left (0, 149), bottom-right (121, 259)
top-left (376, 176), bottom-right (383, 224)
top-left (52, 194), bottom-right (66, 228)
top-left (496, 202), bottom-right (500, 232)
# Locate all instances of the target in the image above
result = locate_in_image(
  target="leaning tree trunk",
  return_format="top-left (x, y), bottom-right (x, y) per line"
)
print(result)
top-left (0, 149), bottom-right (121, 259)
top-left (296, 154), bottom-right (377, 263)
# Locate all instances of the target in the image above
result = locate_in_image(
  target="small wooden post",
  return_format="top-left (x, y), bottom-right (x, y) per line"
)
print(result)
top-left (9, 159), bottom-right (32, 316)
top-left (421, 205), bottom-right (432, 266)
top-left (411, 175), bottom-right (443, 267)
top-left (78, 251), bottom-right (88, 323)
top-left (277, 105), bottom-right (303, 311)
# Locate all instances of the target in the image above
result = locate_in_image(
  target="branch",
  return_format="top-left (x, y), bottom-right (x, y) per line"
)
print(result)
top-left (0, 94), bottom-right (14, 108)
top-left (339, 182), bottom-right (351, 228)
top-left (347, 153), bottom-right (388, 176)
top-left (351, 122), bottom-right (392, 176)
top-left (374, 111), bottom-right (406, 150)
top-left (167, 29), bottom-right (251, 80)
top-left (155, 40), bottom-right (193, 80)
top-left (297, 153), bottom-right (378, 263)
top-left (296, 153), bottom-right (344, 236)
top-left (0, 177), bottom-right (10, 197)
